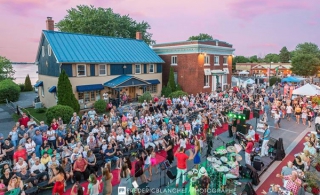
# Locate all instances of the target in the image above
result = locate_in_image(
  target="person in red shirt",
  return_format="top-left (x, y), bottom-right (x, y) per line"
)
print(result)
top-left (13, 145), bottom-right (27, 164)
top-left (51, 119), bottom-right (59, 130)
top-left (153, 96), bottom-right (159, 103)
top-left (174, 146), bottom-right (194, 187)
top-left (245, 136), bottom-right (254, 165)
top-left (18, 113), bottom-right (29, 127)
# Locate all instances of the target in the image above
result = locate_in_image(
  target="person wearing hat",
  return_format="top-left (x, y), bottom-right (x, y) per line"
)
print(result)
top-left (245, 135), bottom-right (254, 165)
top-left (194, 167), bottom-right (210, 195)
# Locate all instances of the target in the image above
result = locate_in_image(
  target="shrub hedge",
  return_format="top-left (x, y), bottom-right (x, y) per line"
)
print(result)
top-left (0, 79), bottom-right (21, 103)
top-left (168, 90), bottom-right (188, 98)
top-left (45, 105), bottom-right (74, 125)
top-left (270, 77), bottom-right (281, 86)
top-left (94, 100), bottom-right (106, 113)
top-left (138, 92), bottom-right (152, 103)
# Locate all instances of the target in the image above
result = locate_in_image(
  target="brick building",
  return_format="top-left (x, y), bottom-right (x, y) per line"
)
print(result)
top-left (236, 63), bottom-right (292, 76)
top-left (152, 40), bottom-right (234, 94)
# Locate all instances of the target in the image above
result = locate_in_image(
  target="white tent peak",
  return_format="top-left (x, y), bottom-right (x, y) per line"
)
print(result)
top-left (292, 83), bottom-right (320, 96)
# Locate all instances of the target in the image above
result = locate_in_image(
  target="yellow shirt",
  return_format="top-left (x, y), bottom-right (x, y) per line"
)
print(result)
top-left (41, 156), bottom-right (51, 165)
top-left (295, 107), bottom-right (301, 113)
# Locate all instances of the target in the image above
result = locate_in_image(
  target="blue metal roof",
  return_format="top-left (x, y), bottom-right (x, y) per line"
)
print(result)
top-left (42, 30), bottom-right (164, 64)
top-left (48, 86), bottom-right (56, 93)
top-left (104, 75), bottom-right (150, 88)
top-left (76, 84), bottom-right (104, 92)
top-left (34, 81), bottom-right (43, 87)
top-left (146, 79), bottom-right (160, 85)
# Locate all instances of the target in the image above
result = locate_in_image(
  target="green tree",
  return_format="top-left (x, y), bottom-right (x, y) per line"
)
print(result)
top-left (233, 56), bottom-right (249, 65)
top-left (279, 46), bottom-right (290, 63)
top-left (249, 55), bottom-right (258, 62)
top-left (264, 53), bottom-right (280, 63)
top-left (187, 33), bottom-right (213, 41)
top-left (57, 70), bottom-right (80, 113)
top-left (56, 5), bottom-right (155, 44)
top-left (291, 53), bottom-right (320, 76)
top-left (0, 56), bottom-right (15, 81)
top-left (24, 74), bottom-right (33, 91)
top-left (295, 42), bottom-right (320, 58)
top-left (94, 99), bottom-right (106, 113)
top-left (167, 67), bottom-right (176, 92)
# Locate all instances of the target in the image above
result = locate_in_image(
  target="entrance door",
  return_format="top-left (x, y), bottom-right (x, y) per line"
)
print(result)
top-left (128, 87), bottom-right (136, 99)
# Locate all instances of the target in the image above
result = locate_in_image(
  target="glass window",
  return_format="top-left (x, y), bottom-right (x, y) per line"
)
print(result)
top-left (48, 45), bottom-right (51, 56)
top-left (223, 56), bottom-right (227, 65)
top-left (149, 64), bottom-right (154, 73)
top-left (174, 72), bottom-right (178, 85)
top-left (171, 56), bottom-right (177, 65)
top-left (214, 56), bottom-right (219, 65)
top-left (99, 65), bottom-right (106, 75)
top-left (205, 55), bottom-right (210, 65)
top-left (84, 92), bottom-right (90, 102)
top-left (41, 86), bottom-right (45, 97)
top-left (42, 46), bottom-right (45, 57)
top-left (135, 64), bottom-right (141, 74)
top-left (146, 85), bottom-right (157, 93)
top-left (90, 91), bottom-right (95, 100)
top-left (204, 75), bottom-right (209, 86)
top-left (77, 65), bottom-right (86, 76)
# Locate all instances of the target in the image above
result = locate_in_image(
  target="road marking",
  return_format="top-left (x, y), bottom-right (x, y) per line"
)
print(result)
top-left (269, 126), bottom-right (298, 134)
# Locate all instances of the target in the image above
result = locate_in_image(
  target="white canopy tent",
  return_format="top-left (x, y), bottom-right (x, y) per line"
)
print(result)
top-left (245, 79), bottom-right (255, 85)
top-left (238, 71), bottom-right (249, 75)
top-left (292, 83), bottom-right (320, 96)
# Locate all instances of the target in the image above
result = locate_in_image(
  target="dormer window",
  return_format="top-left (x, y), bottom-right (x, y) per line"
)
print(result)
top-left (42, 46), bottom-right (45, 57)
top-left (48, 44), bottom-right (52, 56)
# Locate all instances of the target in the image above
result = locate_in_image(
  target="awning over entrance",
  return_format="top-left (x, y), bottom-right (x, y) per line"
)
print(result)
top-left (34, 81), bottom-right (43, 87)
top-left (145, 79), bottom-right (160, 85)
top-left (211, 70), bottom-right (226, 75)
top-left (104, 75), bottom-right (150, 88)
top-left (76, 84), bottom-right (104, 92)
top-left (48, 86), bottom-right (56, 93)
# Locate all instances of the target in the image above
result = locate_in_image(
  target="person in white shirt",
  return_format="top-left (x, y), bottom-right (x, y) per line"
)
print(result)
top-left (87, 133), bottom-right (95, 144)
top-left (116, 132), bottom-right (125, 143)
top-left (286, 105), bottom-right (293, 121)
top-left (47, 128), bottom-right (56, 148)
top-left (88, 108), bottom-right (97, 120)
top-left (166, 108), bottom-right (173, 117)
top-left (144, 131), bottom-right (155, 149)
top-left (247, 126), bottom-right (255, 141)
top-left (103, 92), bottom-right (108, 102)
top-left (14, 158), bottom-right (28, 173)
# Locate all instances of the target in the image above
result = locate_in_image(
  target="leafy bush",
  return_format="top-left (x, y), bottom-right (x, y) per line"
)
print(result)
top-left (24, 74), bottom-right (33, 91)
top-left (138, 92), bottom-right (152, 103)
top-left (0, 79), bottom-right (21, 103)
top-left (270, 77), bottom-right (281, 86)
top-left (94, 100), bottom-right (106, 113)
top-left (45, 105), bottom-right (74, 125)
top-left (168, 90), bottom-right (188, 99)
top-left (161, 85), bottom-right (172, 97)
top-left (35, 108), bottom-right (46, 113)
top-left (18, 83), bottom-right (25, 92)
top-left (176, 84), bottom-right (182, 91)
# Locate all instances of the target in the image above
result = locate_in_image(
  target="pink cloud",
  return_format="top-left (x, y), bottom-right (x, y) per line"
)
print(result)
top-left (227, 0), bottom-right (311, 20)
top-left (0, 0), bottom-right (46, 16)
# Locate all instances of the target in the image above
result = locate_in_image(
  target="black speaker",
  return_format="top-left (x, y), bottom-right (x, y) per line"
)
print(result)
top-left (253, 109), bottom-right (260, 118)
top-left (243, 109), bottom-right (250, 120)
top-left (268, 137), bottom-right (278, 148)
top-left (252, 156), bottom-right (264, 171)
top-left (237, 124), bottom-right (249, 135)
top-left (166, 166), bottom-right (177, 180)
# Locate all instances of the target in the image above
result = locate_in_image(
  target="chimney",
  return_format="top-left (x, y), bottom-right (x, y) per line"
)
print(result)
top-left (46, 17), bottom-right (54, 31)
top-left (136, 32), bottom-right (142, 40)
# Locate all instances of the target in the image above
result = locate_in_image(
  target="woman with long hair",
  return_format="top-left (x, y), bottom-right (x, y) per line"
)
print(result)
top-left (193, 140), bottom-right (201, 169)
top-left (49, 166), bottom-right (66, 195)
top-left (7, 176), bottom-right (25, 195)
top-left (295, 105), bottom-right (301, 124)
top-left (134, 155), bottom-right (146, 184)
top-left (87, 174), bottom-right (100, 195)
top-left (119, 163), bottom-right (131, 194)
top-left (101, 165), bottom-right (113, 195)
top-left (61, 157), bottom-right (74, 183)
top-left (202, 116), bottom-right (209, 141)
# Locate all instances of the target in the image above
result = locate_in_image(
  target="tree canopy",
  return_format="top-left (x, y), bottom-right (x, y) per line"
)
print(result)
top-left (291, 42), bottom-right (320, 76)
top-left (263, 53), bottom-right (280, 63)
top-left (57, 70), bottom-right (80, 113)
top-left (279, 46), bottom-right (290, 63)
top-left (0, 56), bottom-right (15, 81)
top-left (56, 5), bottom-right (155, 44)
top-left (188, 33), bottom-right (213, 41)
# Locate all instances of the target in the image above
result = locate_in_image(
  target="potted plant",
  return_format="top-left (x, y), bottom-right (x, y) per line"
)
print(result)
top-left (311, 154), bottom-right (320, 172)
top-left (304, 171), bottom-right (320, 195)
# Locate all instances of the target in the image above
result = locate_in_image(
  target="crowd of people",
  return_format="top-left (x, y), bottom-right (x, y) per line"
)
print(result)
top-left (0, 81), bottom-right (319, 195)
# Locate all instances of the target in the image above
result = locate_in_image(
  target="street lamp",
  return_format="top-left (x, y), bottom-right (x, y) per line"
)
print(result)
top-left (269, 61), bottom-right (274, 87)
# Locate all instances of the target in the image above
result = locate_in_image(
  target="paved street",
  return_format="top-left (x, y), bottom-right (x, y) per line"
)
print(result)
top-left (0, 91), bottom-right (36, 137)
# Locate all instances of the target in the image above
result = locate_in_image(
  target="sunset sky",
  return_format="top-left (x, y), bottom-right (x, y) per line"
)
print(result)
top-left (0, 0), bottom-right (319, 62)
